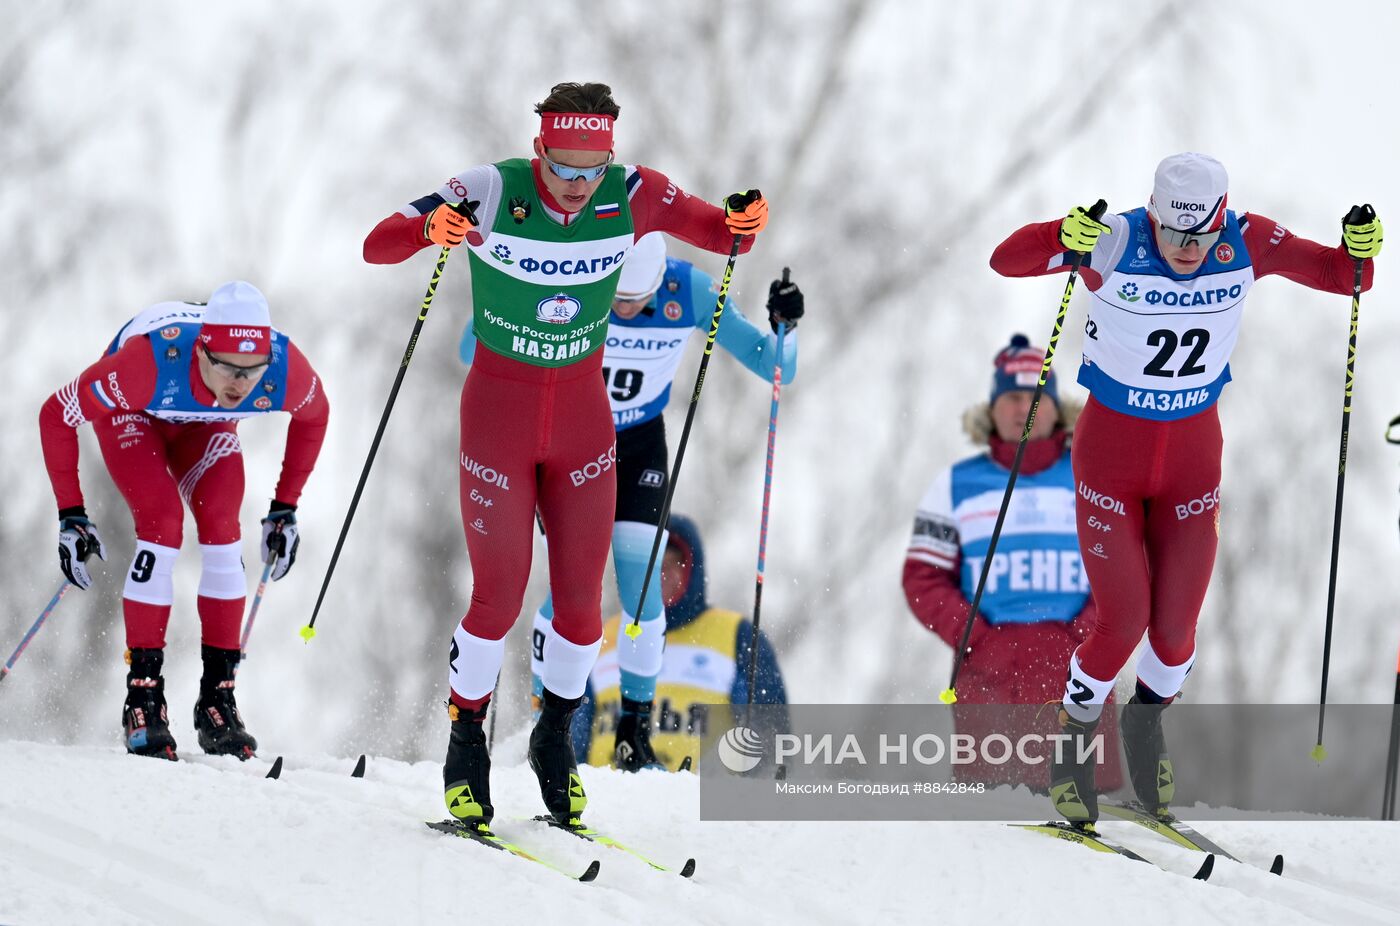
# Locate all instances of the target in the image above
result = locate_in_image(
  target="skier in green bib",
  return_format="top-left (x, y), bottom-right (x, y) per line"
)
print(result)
top-left (364, 81), bottom-right (769, 827)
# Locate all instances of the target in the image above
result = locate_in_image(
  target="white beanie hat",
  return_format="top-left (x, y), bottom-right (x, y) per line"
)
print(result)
top-left (1148, 152), bottom-right (1229, 233)
top-left (616, 233), bottom-right (667, 300)
top-left (199, 281), bottom-right (272, 354)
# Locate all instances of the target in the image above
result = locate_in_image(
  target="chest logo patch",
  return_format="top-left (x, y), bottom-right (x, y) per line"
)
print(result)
top-left (537, 293), bottom-right (582, 325)
top-left (663, 300), bottom-right (683, 320)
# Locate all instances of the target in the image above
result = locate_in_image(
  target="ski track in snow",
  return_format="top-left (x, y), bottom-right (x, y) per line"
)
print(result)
top-left (2, 740), bottom-right (1398, 926)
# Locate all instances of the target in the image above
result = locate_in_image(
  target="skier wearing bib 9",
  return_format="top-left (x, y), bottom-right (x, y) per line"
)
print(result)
top-left (363, 82), bottom-right (770, 827)
top-left (37, 282), bottom-right (329, 762)
top-left (501, 232), bottom-right (801, 771)
top-left (990, 152), bottom-right (1381, 826)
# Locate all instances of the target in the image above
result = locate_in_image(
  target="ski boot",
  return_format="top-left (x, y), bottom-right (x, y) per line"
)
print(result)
top-left (613, 697), bottom-right (666, 772)
top-left (123, 648), bottom-right (178, 760)
top-left (529, 688), bottom-right (587, 824)
top-left (1119, 691), bottom-right (1175, 817)
top-left (193, 645), bottom-right (258, 760)
top-left (443, 702), bottom-right (493, 827)
top-left (1049, 709), bottom-right (1101, 828)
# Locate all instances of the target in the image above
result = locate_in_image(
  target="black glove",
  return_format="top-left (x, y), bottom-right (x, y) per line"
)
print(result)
top-left (57, 505), bottom-right (105, 590)
top-left (260, 500), bottom-right (300, 581)
top-left (766, 274), bottom-right (804, 333)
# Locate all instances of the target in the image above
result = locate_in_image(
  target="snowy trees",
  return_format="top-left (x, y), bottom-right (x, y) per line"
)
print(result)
top-left (2, 2), bottom-right (1397, 756)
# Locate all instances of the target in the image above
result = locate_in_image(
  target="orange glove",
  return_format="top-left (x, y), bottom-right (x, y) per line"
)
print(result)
top-left (725, 190), bottom-right (768, 235)
top-left (424, 200), bottom-right (479, 248)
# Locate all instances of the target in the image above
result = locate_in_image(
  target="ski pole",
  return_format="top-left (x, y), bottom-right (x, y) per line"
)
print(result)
top-left (239, 552), bottom-right (277, 657)
top-left (303, 204), bottom-right (476, 643)
top-left (1382, 414), bottom-right (1400, 819)
top-left (1312, 223), bottom-right (1370, 761)
top-left (626, 216), bottom-right (750, 640)
top-left (745, 269), bottom-right (791, 720)
top-left (941, 199), bottom-right (1107, 704)
top-left (1, 581), bottom-right (71, 686)
top-left (1383, 640), bottom-right (1399, 821)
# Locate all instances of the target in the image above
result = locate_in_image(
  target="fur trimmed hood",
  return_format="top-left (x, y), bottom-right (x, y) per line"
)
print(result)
top-left (961, 396), bottom-right (1084, 445)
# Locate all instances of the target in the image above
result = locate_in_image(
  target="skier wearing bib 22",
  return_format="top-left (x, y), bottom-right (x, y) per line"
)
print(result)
top-left (363, 82), bottom-right (770, 827)
top-left (990, 152), bottom-right (1381, 826)
top-left (501, 232), bottom-right (802, 771)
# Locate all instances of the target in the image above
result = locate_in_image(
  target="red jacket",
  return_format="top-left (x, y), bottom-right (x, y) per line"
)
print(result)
top-left (903, 431), bottom-right (1095, 704)
top-left (365, 161), bottom-right (751, 264)
top-left (39, 336), bottom-right (328, 510)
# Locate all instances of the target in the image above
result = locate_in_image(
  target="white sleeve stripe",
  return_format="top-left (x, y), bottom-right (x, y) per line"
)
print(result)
top-left (58, 379), bottom-right (87, 427)
top-left (289, 375), bottom-right (319, 414)
top-left (906, 549), bottom-right (957, 570)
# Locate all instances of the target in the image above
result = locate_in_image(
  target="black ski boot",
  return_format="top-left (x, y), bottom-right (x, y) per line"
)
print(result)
top-left (1049, 709), bottom-right (1102, 827)
top-left (123, 648), bottom-right (178, 760)
top-left (529, 688), bottom-right (587, 823)
top-left (193, 645), bottom-right (258, 760)
top-left (443, 702), bottom-right (493, 827)
top-left (613, 697), bottom-right (665, 772)
top-left (1120, 691), bottom-right (1175, 816)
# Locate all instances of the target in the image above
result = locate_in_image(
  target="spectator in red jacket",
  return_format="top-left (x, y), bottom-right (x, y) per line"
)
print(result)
top-left (903, 334), bottom-right (1119, 790)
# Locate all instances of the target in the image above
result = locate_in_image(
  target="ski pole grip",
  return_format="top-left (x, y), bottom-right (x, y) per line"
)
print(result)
top-left (781, 266), bottom-right (790, 284)
top-left (449, 199), bottom-right (481, 226)
top-left (1344, 203), bottom-right (1376, 226)
top-left (1087, 199), bottom-right (1108, 222)
top-left (727, 190), bottom-right (761, 212)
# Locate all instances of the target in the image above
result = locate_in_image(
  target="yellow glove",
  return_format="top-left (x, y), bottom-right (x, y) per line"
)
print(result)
top-left (1059, 204), bottom-right (1111, 253)
top-left (1342, 204), bottom-right (1382, 259)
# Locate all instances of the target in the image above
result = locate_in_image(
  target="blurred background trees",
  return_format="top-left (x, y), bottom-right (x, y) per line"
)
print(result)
top-left (2, 0), bottom-right (1397, 759)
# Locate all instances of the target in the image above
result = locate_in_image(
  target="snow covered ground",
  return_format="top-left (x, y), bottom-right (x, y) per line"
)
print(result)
top-left (3, 738), bottom-right (1398, 926)
top-left (5, 5), bottom-right (1400, 923)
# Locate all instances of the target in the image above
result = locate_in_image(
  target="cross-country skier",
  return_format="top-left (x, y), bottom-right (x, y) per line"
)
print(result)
top-left (570, 513), bottom-right (790, 770)
top-left (362, 81), bottom-right (770, 827)
top-left (38, 281), bottom-right (329, 761)
top-left (990, 152), bottom-right (1381, 825)
top-left (461, 231), bottom-right (801, 771)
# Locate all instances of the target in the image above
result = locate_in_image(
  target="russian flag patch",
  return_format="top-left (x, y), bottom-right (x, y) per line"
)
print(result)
top-left (89, 380), bottom-right (117, 409)
top-left (594, 202), bottom-right (620, 219)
